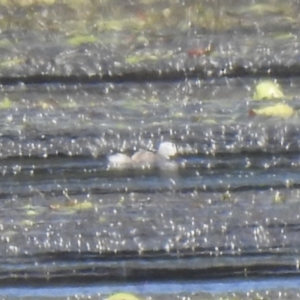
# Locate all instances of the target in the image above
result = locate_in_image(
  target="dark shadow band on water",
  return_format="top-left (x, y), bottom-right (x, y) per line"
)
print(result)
top-left (1, 63), bottom-right (300, 86)
top-left (0, 251), bottom-right (300, 287)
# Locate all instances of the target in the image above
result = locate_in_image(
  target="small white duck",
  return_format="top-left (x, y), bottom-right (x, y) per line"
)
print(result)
top-left (108, 142), bottom-right (177, 168)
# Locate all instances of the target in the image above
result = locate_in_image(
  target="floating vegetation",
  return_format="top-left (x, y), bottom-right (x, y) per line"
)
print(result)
top-left (245, 3), bottom-right (293, 16)
top-left (126, 51), bottom-right (173, 65)
top-left (221, 190), bottom-right (233, 202)
top-left (0, 38), bottom-right (14, 49)
top-left (126, 54), bottom-right (160, 65)
top-left (249, 103), bottom-right (295, 118)
top-left (273, 190), bottom-right (286, 203)
top-left (5, 0), bottom-right (55, 5)
top-left (0, 57), bottom-right (24, 69)
top-left (49, 191), bottom-right (94, 213)
top-left (107, 293), bottom-right (141, 300)
top-left (253, 81), bottom-right (284, 100)
top-left (67, 34), bottom-right (98, 47)
top-left (20, 204), bottom-right (45, 216)
top-left (95, 18), bottom-right (145, 32)
top-left (0, 97), bottom-right (13, 109)
top-left (21, 219), bottom-right (35, 226)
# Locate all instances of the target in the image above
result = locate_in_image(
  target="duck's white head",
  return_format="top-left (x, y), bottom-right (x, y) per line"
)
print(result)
top-left (157, 142), bottom-right (177, 159)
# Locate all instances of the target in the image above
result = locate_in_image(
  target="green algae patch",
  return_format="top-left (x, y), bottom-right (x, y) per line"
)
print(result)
top-left (249, 103), bottom-right (295, 118)
top-left (21, 219), bottom-right (35, 226)
top-left (221, 190), bottom-right (234, 202)
top-left (68, 34), bottom-right (97, 46)
top-left (273, 191), bottom-right (287, 204)
top-left (271, 32), bottom-right (297, 41)
top-left (0, 0), bottom-right (293, 38)
top-left (0, 39), bottom-right (14, 49)
top-left (20, 204), bottom-right (45, 216)
top-left (126, 50), bottom-right (173, 65)
top-left (253, 80), bottom-right (284, 100)
top-left (126, 53), bottom-right (160, 65)
top-left (107, 293), bottom-right (141, 300)
top-left (245, 3), bottom-right (292, 15)
top-left (95, 18), bottom-right (145, 32)
top-left (99, 216), bottom-right (106, 223)
top-left (0, 57), bottom-right (24, 69)
top-left (0, 97), bottom-right (13, 109)
top-left (0, 0), bottom-right (55, 5)
top-left (70, 201), bottom-right (93, 210)
top-left (49, 200), bottom-right (93, 212)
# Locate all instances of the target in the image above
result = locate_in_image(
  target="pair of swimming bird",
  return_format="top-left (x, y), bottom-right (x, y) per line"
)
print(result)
top-left (108, 142), bottom-right (177, 168)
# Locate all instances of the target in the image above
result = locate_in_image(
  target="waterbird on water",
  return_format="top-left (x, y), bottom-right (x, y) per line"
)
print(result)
top-left (108, 142), bottom-right (177, 168)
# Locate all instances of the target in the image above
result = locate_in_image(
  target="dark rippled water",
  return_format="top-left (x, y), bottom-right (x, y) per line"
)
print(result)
top-left (0, 78), bottom-right (299, 299)
top-left (1, 0), bottom-right (300, 298)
